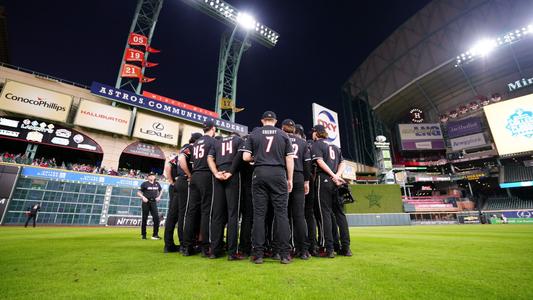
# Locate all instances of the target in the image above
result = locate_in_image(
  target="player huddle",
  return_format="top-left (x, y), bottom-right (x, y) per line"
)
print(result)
top-left (161, 110), bottom-right (351, 264)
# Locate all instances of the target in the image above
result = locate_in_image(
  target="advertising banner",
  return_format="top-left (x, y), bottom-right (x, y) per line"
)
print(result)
top-left (484, 94), bottom-right (533, 156)
top-left (341, 160), bottom-right (358, 181)
top-left (0, 80), bottom-right (72, 122)
top-left (20, 166), bottom-right (168, 189)
top-left (74, 100), bottom-right (131, 135)
top-left (180, 123), bottom-right (203, 147)
top-left (0, 165), bottom-right (20, 224)
top-left (312, 103), bottom-right (341, 148)
top-left (490, 210), bottom-right (533, 224)
top-left (107, 215), bottom-right (163, 227)
top-left (143, 90), bottom-right (218, 118)
top-left (133, 112), bottom-right (180, 146)
top-left (90, 82), bottom-right (247, 135)
top-left (450, 133), bottom-right (487, 151)
top-left (122, 141), bottom-right (166, 160)
top-left (0, 117), bottom-right (102, 153)
top-left (446, 117), bottom-right (483, 138)
top-left (398, 123), bottom-right (445, 150)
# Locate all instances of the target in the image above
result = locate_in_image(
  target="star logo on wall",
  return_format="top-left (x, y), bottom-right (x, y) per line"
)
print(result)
top-left (366, 190), bottom-right (382, 208)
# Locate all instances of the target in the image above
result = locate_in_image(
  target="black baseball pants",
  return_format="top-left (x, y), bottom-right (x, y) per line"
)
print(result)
top-left (183, 171), bottom-right (213, 252)
top-left (289, 171), bottom-right (308, 253)
top-left (164, 184), bottom-right (178, 247)
top-left (211, 172), bottom-right (241, 256)
top-left (239, 172), bottom-right (253, 255)
top-left (175, 176), bottom-right (189, 245)
top-left (251, 166), bottom-right (290, 258)
top-left (141, 200), bottom-right (159, 237)
top-left (24, 214), bottom-right (37, 228)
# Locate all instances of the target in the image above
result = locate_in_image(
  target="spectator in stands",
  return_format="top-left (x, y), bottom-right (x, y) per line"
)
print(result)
top-left (24, 203), bottom-right (41, 228)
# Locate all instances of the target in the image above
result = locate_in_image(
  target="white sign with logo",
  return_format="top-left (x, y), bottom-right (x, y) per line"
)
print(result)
top-left (450, 133), bottom-right (487, 151)
top-left (398, 123), bottom-right (444, 140)
top-left (484, 94), bottom-right (533, 156)
top-left (180, 123), bottom-right (203, 147)
top-left (133, 112), bottom-right (180, 145)
top-left (312, 103), bottom-right (341, 148)
top-left (0, 80), bottom-right (73, 122)
top-left (74, 99), bottom-right (132, 136)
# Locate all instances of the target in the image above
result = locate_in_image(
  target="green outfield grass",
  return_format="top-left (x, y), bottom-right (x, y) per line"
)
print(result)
top-left (1, 225), bottom-right (532, 299)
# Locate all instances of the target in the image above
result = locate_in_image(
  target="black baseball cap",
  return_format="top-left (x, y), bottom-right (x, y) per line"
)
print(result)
top-left (282, 119), bottom-right (295, 126)
top-left (148, 171), bottom-right (156, 176)
top-left (189, 132), bottom-right (203, 143)
top-left (262, 111), bottom-right (277, 120)
top-left (295, 124), bottom-right (304, 133)
top-left (203, 120), bottom-right (216, 130)
top-left (312, 124), bottom-right (326, 134)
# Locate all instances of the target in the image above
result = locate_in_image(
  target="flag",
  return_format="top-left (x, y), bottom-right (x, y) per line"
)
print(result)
top-left (120, 64), bottom-right (142, 79)
top-left (124, 48), bottom-right (145, 63)
top-left (128, 33), bottom-right (148, 47)
top-left (147, 46), bottom-right (160, 53)
top-left (142, 76), bottom-right (156, 83)
top-left (143, 61), bottom-right (159, 68)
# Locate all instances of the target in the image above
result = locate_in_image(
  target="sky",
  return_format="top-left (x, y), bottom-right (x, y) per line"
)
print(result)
top-left (3, 0), bottom-right (430, 132)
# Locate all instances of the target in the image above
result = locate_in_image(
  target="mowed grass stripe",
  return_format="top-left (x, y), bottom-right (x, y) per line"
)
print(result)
top-left (1, 225), bottom-right (532, 299)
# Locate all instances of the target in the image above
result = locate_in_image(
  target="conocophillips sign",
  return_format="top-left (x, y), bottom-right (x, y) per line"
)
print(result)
top-left (312, 103), bottom-right (341, 148)
top-left (0, 80), bottom-right (72, 122)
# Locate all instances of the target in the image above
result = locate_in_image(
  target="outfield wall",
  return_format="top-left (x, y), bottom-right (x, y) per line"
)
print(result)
top-left (345, 184), bottom-right (403, 213)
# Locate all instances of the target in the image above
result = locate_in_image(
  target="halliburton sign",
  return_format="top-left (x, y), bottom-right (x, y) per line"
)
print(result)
top-left (0, 81), bottom-right (73, 122)
top-left (74, 99), bottom-right (132, 136)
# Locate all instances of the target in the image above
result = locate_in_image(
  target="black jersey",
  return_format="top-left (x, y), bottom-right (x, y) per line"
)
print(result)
top-left (243, 125), bottom-right (293, 167)
top-left (209, 135), bottom-right (243, 170)
top-left (139, 181), bottom-right (162, 200)
top-left (169, 155), bottom-right (179, 179)
top-left (172, 144), bottom-right (191, 177)
top-left (311, 139), bottom-right (343, 173)
top-left (178, 144), bottom-right (194, 174)
top-left (191, 135), bottom-right (216, 172)
top-left (288, 133), bottom-right (311, 172)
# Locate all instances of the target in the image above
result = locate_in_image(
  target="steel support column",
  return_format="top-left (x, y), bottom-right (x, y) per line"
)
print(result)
top-left (114, 0), bottom-right (164, 134)
top-left (215, 29), bottom-right (250, 122)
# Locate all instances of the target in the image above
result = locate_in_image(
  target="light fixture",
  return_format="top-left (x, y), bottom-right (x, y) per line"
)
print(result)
top-left (236, 12), bottom-right (256, 30)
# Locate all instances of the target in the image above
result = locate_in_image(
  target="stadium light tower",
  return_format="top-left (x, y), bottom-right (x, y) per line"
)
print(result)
top-left (455, 23), bottom-right (533, 67)
top-left (184, 0), bottom-right (280, 122)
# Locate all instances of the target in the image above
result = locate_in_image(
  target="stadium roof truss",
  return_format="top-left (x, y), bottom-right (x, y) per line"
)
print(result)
top-left (345, 0), bottom-right (533, 127)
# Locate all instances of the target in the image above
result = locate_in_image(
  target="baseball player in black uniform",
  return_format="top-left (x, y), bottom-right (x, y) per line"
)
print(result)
top-left (282, 119), bottom-right (312, 259)
top-left (207, 133), bottom-right (244, 260)
top-left (311, 125), bottom-right (351, 257)
top-left (180, 121), bottom-right (217, 257)
top-left (137, 172), bottom-right (162, 240)
top-left (242, 111), bottom-right (294, 264)
top-left (163, 133), bottom-right (202, 253)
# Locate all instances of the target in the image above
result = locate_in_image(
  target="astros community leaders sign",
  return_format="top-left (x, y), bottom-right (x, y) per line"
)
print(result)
top-left (0, 80), bottom-right (73, 122)
top-left (90, 82), bottom-right (248, 135)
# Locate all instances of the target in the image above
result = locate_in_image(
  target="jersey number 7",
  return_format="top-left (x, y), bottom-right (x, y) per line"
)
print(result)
top-left (265, 136), bottom-right (274, 153)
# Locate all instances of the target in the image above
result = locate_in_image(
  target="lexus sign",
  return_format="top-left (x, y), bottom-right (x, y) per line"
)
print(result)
top-left (133, 112), bottom-right (180, 145)
top-left (312, 103), bottom-right (341, 148)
